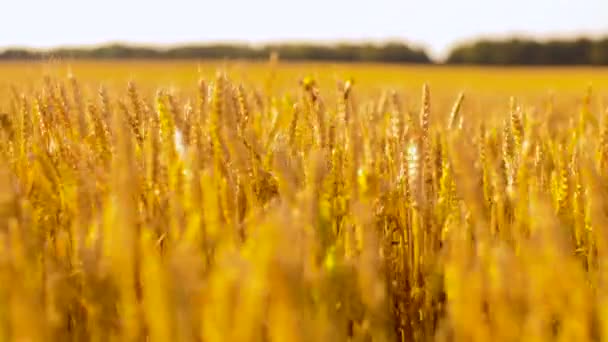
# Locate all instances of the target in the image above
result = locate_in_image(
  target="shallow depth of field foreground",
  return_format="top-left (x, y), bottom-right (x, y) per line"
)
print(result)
top-left (2, 62), bottom-right (608, 341)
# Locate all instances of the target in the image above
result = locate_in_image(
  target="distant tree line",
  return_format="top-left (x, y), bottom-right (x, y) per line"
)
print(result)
top-left (4, 38), bottom-right (608, 65)
top-left (446, 38), bottom-right (608, 65)
top-left (0, 43), bottom-right (431, 63)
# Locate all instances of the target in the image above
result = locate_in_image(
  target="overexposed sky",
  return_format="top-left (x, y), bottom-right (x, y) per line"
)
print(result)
top-left (1, 0), bottom-right (607, 58)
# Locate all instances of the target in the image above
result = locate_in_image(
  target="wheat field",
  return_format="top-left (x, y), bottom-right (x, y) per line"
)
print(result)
top-left (1, 61), bottom-right (608, 341)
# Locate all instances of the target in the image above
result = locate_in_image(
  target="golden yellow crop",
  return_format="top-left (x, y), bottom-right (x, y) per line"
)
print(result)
top-left (0, 60), bottom-right (608, 341)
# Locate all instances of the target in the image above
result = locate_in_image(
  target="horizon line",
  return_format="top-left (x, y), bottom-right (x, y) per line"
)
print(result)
top-left (1, 32), bottom-right (607, 64)
top-left (2, 31), bottom-right (606, 54)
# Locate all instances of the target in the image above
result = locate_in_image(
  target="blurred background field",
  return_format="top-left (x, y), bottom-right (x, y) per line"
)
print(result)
top-left (4, 61), bottom-right (608, 93)
top-left (3, 61), bottom-right (608, 120)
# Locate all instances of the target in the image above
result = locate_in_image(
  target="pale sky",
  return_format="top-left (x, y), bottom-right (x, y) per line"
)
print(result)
top-left (1, 0), bottom-right (607, 58)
